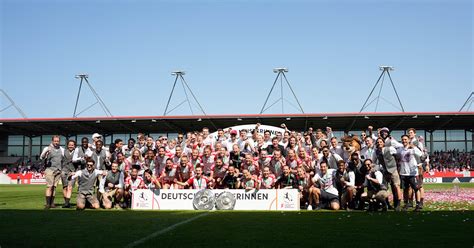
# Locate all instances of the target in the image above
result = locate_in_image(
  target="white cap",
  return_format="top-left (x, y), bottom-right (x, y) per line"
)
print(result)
top-left (92, 133), bottom-right (102, 139)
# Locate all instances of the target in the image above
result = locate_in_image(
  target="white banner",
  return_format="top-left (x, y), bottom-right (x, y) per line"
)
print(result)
top-left (132, 189), bottom-right (299, 211)
top-left (423, 177), bottom-right (443, 184)
top-left (209, 124), bottom-right (285, 139)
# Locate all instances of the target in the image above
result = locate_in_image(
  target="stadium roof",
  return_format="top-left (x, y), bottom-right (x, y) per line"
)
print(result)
top-left (0, 112), bottom-right (473, 136)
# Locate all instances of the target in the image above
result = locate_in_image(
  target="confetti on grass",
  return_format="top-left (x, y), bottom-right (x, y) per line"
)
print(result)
top-left (423, 188), bottom-right (474, 211)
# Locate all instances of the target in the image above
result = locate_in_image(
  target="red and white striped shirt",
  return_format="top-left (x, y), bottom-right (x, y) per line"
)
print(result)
top-left (125, 176), bottom-right (144, 191)
top-left (186, 176), bottom-right (209, 189)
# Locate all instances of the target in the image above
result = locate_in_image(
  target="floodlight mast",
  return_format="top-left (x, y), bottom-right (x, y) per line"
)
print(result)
top-left (163, 71), bottom-right (207, 117)
top-left (260, 67), bottom-right (304, 114)
top-left (72, 74), bottom-right (113, 117)
top-left (359, 65), bottom-right (405, 113)
top-left (459, 92), bottom-right (474, 112)
top-left (0, 89), bottom-right (28, 118)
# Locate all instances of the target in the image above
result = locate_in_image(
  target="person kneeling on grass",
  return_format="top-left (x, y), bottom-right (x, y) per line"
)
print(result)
top-left (99, 162), bottom-right (124, 209)
top-left (296, 167), bottom-right (312, 210)
top-left (309, 161), bottom-right (340, 210)
top-left (334, 160), bottom-right (355, 210)
top-left (123, 167), bottom-right (145, 208)
top-left (363, 159), bottom-right (389, 212)
top-left (70, 158), bottom-right (106, 210)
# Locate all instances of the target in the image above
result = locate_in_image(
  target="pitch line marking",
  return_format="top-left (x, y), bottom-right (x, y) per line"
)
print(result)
top-left (125, 212), bottom-right (209, 248)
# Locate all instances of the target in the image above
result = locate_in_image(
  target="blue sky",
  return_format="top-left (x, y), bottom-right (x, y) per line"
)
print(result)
top-left (1, 0), bottom-right (472, 118)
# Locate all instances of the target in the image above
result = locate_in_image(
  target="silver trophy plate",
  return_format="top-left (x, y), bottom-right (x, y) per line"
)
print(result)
top-left (193, 189), bottom-right (215, 210)
top-left (215, 191), bottom-right (236, 210)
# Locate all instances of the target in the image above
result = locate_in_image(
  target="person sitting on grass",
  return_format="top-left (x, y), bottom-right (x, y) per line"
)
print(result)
top-left (309, 161), bottom-right (340, 210)
top-left (71, 158), bottom-right (106, 210)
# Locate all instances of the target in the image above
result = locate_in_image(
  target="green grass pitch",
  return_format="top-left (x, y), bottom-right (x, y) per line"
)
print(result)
top-left (0, 184), bottom-right (473, 247)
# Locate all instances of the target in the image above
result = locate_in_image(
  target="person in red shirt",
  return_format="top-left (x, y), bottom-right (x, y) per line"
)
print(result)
top-left (160, 158), bottom-right (178, 189)
top-left (240, 169), bottom-right (256, 190)
top-left (123, 167), bottom-right (144, 208)
top-left (154, 146), bottom-right (170, 177)
top-left (241, 153), bottom-right (260, 179)
top-left (175, 166), bottom-right (209, 189)
top-left (176, 155), bottom-right (194, 189)
top-left (258, 166), bottom-right (275, 189)
top-left (201, 146), bottom-right (215, 177)
top-left (189, 149), bottom-right (202, 170)
top-left (211, 157), bottom-right (228, 189)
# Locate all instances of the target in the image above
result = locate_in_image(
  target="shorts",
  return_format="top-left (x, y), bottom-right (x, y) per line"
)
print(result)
top-left (320, 189), bottom-right (339, 206)
top-left (383, 170), bottom-right (401, 187)
top-left (100, 189), bottom-right (119, 202)
top-left (45, 168), bottom-right (61, 187)
top-left (60, 171), bottom-right (76, 188)
top-left (77, 193), bottom-right (99, 206)
top-left (367, 190), bottom-right (389, 201)
top-left (401, 176), bottom-right (419, 191)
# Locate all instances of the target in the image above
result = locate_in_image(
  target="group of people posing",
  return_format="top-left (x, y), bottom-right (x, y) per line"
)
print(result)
top-left (40, 123), bottom-right (429, 211)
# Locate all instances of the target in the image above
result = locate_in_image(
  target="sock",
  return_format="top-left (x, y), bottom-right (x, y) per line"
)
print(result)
top-left (45, 196), bottom-right (51, 206)
top-left (65, 198), bottom-right (70, 205)
top-left (99, 177), bottom-right (106, 193)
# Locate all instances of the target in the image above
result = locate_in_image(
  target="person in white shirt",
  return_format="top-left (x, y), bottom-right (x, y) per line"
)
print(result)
top-left (225, 130), bottom-right (239, 152)
top-left (40, 135), bottom-right (65, 209)
top-left (202, 127), bottom-right (214, 148)
top-left (407, 128), bottom-right (429, 209)
top-left (237, 129), bottom-right (254, 154)
top-left (360, 136), bottom-right (376, 162)
top-left (310, 161), bottom-right (340, 210)
top-left (360, 132), bottom-right (368, 149)
top-left (329, 137), bottom-right (344, 158)
top-left (214, 129), bottom-right (228, 148)
top-left (73, 137), bottom-right (93, 169)
top-left (397, 135), bottom-right (423, 211)
top-left (379, 127), bottom-right (403, 149)
top-left (319, 146), bottom-right (343, 169)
